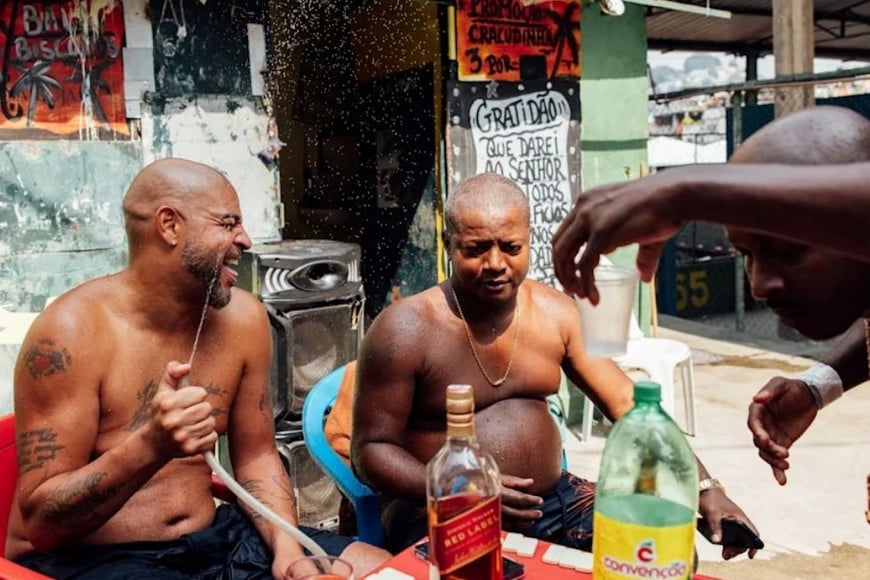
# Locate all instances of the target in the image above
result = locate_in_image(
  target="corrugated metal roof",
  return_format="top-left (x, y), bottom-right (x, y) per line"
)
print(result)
top-left (646, 0), bottom-right (870, 60)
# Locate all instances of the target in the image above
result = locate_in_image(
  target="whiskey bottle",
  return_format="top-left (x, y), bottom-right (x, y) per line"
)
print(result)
top-left (425, 384), bottom-right (503, 580)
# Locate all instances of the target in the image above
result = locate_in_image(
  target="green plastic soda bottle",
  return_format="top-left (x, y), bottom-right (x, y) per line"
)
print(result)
top-left (592, 381), bottom-right (699, 579)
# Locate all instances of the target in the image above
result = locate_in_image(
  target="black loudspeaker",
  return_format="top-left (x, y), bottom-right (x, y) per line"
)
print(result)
top-left (234, 241), bottom-right (363, 531)
top-left (238, 240), bottom-right (362, 306)
top-left (278, 437), bottom-right (342, 530)
top-left (238, 241), bottom-right (364, 419)
top-left (266, 300), bottom-right (363, 420)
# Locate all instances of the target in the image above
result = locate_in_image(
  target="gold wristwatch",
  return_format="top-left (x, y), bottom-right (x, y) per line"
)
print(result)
top-left (699, 478), bottom-right (725, 494)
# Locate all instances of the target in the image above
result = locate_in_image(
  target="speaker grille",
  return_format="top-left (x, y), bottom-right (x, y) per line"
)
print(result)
top-left (292, 317), bottom-right (341, 399)
top-left (279, 439), bottom-right (341, 530)
top-left (268, 300), bottom-right (362, 418)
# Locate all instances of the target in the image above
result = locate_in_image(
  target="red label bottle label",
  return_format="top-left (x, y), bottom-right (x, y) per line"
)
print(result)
top-left (430, 495), bottom-right (501, 574)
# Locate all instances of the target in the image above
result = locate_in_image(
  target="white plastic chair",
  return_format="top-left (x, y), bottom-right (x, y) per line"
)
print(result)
top-left (580, 316), bottom-right (697, 440)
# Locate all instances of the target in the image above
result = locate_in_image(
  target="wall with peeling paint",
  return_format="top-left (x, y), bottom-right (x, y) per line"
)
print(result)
top-left (388, 173), bottom-right (438, 305)
top-left (0, 141), bottom-right (140, 311)
top-left (142, 95), bottom-right (281, 243)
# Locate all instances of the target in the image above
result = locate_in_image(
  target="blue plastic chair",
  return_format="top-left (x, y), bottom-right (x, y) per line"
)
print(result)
top-left (302, 364), bottom-right (386, 547)
top-left (547, 391), bottom-right (570, 472)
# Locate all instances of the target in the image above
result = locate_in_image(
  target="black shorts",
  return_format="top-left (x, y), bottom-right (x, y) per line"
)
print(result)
top-left (14, 504), bottom-right (355, 579)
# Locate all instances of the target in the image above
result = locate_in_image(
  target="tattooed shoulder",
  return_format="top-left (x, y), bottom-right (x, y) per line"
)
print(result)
top-left (24, 339), bottom-right (72, 380)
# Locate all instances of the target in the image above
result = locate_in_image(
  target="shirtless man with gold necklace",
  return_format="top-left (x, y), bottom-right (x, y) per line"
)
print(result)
top-left (351, 173), bottom-right (759, 561)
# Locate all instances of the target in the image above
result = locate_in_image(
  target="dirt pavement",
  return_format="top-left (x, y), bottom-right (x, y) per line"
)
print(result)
top-left (563, 327), bottom-right (870, 579)
top-left (699, 543), bottom-right (870, 579)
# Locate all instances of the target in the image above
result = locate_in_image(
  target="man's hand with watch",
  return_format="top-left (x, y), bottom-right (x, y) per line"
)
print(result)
top-left (699, 477), bottom-right (724, 494)
top-left (696, 476), bottom-right (761, 559)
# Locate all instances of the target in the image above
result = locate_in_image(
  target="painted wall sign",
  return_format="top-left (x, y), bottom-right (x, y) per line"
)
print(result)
top-left (447, 80), bottom-right (580, 287)
top-left (0, 0), bottom-right (127, 138)
top-left (455, 0), bottom-right (581, 81)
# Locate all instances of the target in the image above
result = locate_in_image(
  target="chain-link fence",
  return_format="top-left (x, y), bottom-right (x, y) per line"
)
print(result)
top-left (651, 71), bottom-right (870, 353)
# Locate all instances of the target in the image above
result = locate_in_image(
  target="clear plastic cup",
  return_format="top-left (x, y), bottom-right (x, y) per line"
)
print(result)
top-left (576, 264), bottom-right (639, 357)
top-left (285, 555), bottom-right (354, 580)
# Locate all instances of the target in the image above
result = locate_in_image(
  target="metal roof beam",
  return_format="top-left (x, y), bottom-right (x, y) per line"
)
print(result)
top-left (814, 20), bottom-right (842, 39)
top-left (647, 38), bottom-right (770, 55)
top-left (699, 4), bottom-right (870, 27)
top-left (647, 37), bottom-right (870, 60)
top-left (649, 63), bottom-right (870, 101)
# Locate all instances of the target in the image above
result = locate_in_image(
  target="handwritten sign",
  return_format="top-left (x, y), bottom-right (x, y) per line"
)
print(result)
top-left (447, 81), bottom-right (580, 287)
top-left (456, 0), bottom-right (581, 81)
top-left (0, 0), bottom-right (127, 137)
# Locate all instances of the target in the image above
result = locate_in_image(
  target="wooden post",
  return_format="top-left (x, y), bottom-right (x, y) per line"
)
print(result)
top-left (772, 0), bottom-right (815, 117)
top-left (773, 0), bottom-right (815, 342)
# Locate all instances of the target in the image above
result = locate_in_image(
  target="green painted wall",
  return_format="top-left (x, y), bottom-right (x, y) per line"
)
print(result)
top-left (580, 4), bottom-right (651, 333)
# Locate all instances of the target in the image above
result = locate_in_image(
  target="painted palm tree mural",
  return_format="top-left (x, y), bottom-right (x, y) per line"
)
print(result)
top-left (10, 60), bottom-right (61, 127)
top-left (545, 3), bottom-right (581, 79)
top-left (0, 0), bottom-right (127, 136)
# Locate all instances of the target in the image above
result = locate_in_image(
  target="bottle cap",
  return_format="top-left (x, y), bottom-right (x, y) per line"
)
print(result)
top-left (446, 384), bottom-right (474, 434)
top-left (633, 380), bottom-right (661, 403)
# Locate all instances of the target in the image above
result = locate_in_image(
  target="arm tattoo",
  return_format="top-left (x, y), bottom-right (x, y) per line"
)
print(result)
top-left (17, 428), bottom-right (65, 475)
top-left (204, 384), bottom-right (228, 418)
top-left (24, 339), bottom-right (72, 379)
top-left (42, 471), bottom-right (123, 528)
top-left (239, 478), bottom-right (275, 523)
top-left (204, 384), bottom-right (227, 397)
top-left (125, 379), bottom-right (159, 431)
top-left (271, 473), bottom-right (298, 508)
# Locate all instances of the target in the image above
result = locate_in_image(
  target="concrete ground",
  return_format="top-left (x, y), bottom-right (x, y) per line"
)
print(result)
top-left (564, 326), bottom-right (870, 579)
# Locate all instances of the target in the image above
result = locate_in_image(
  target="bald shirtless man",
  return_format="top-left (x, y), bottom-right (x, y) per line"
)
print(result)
top-left (7, 159), bottom-right (388, 578)
top-left (353, 172), bottom-right (758, 559)
top-left (548, 106), bottom-right (870, 490)
top-left (725, 109), bottom-right (870, 486)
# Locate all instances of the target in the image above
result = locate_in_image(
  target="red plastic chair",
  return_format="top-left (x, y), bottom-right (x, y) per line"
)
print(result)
top-left (0, 413), bottom-right (234, 578)
top-left (0, 413), bottom-right (52, 579)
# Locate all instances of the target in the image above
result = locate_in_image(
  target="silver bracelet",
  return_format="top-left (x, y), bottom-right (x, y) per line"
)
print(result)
top-left (796, 363), bottom-right (843, 409)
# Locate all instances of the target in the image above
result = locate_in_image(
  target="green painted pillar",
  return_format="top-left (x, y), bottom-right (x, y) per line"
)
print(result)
top-left (565, 4), bottom-right (650, 434)
top-left (580, 3), bottom-right (650, 334)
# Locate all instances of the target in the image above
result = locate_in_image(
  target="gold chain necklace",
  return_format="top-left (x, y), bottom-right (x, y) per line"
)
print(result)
top-left (451, 285), bottom-right (521, 387)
